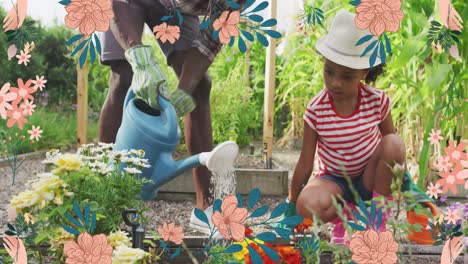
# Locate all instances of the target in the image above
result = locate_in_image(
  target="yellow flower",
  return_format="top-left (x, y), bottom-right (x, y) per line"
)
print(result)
top-left (107, 230), bottom-right (132, 248)
top-left (112, 245), bottom-right (149, 264)
top-left (10, 190), bottom-right (40, 209)
top-left (53, 153), bottom-right (82, 173)
top-left (435, 213), bottom-right (445, 225)
top-left (233, 238), bottom-right (264, 260)
top-left (50, 228), bottom-right (75, 252)
top-left (24, 213), bottom-right (37, 224)
top-left (32, 175), bottom-right (64, 192)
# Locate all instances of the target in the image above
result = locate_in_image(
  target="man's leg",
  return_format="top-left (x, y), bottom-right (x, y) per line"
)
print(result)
top-left (167, 50), bottom-right (213, 210)
top-left (98, 60), bottom-right (133, 143)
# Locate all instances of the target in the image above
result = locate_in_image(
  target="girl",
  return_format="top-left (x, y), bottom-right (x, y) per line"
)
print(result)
top-left (288, 10), bottom-right (406, 243)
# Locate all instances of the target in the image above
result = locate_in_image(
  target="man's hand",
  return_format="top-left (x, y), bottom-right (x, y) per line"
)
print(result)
top-left (125, 45), bottom-right (171, 110)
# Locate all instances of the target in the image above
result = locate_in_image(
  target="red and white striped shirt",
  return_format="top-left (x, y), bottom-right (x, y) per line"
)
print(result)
top-left (303, 84), bottom-right (391, 177)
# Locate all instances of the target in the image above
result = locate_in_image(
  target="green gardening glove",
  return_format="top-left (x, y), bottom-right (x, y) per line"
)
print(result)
top-left (125, 45), bottom-right (171, 110)
top-left (170, 88), bottom-right (196, 117)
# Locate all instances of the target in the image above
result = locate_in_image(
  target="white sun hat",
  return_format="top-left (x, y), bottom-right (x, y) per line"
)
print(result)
top-left (316, 9), bottom-right (382, 69)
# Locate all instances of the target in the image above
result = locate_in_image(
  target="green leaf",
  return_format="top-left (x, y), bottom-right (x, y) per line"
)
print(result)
top-left (7, 223), bottom-right (16, 231)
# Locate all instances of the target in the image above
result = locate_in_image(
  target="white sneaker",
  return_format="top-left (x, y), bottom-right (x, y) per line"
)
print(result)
top-left (189, 206), bottom-right (222, 239)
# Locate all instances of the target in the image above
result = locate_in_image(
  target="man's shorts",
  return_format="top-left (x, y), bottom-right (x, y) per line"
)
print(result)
top-left (99, 0), bottom-right (202, 65)
top-left (319, 174), bottom-right (373, 203)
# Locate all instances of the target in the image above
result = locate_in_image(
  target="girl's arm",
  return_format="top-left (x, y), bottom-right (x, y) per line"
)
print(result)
top-left (379, 112), bottom-right (396, 136)
top-left (288, 122), bottom-right (318, 203)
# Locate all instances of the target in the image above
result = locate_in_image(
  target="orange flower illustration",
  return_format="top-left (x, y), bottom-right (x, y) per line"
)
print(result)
top-left (213, 10), bottom-right (241, 44)
top-left (6, 104), bottom-right (28, 129)
top-left (64, 232), bottom-right (113, 264)
top-left (355, 0), bottom-right (404, 36)
top-left (157, 222), bottom-right (185, 245)
top-left (212, 195), bottom-right (248, 241)
top-left (153, 23), bottom-right (180, 44)
top-left (445, 140), bottom-right (467, 167)
top-left (349, 229), bottom-right (398, 264)
top-left (437, 167), bottom-right (464, 194)
top-left (64, 0), bottom-right (114, 36)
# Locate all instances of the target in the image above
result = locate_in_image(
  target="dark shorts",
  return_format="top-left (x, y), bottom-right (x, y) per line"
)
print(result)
top-left (99, 0), bottom-right (203, 64)
top-left (319, 174), bottom-right (373, 203)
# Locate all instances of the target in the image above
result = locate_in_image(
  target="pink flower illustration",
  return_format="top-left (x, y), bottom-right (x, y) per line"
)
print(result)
top-left (32, 75), bottom-right (47, 91)
top-left (439, 0), bottom-right (463, 31)
top-left (157, 222), bottom-right (184, 245)
top-left (435, 155), bottom-right (453, 172)
top-left (437, 167), bottom-right (464, 194)
top-left (16, 50), bottom-right (31, 65)
top-left (64, 232), bottom-right (112, 264)
top-left (445, 140), bottom-right (467, 167)
top-left (10, 78), bottom-right (35, 105)
top-left (6, 104), bottom-right (28, 129)
top-left (355, 0), bottom-right (404, 36)
top-left (27, 125), bottom-right (43, 141)
top-left (444, 208), bottom-right (461, 225)
top-left (7, 45), bottom-right (17, 60)
top-left (441, 237), bottom-right (464, 264)
top-left (349, 229), bottom-right (398, 264)
top-left (211, 195), bottom-right (248, 241)
top-left (428, 129), bottom-right (443, 145)
top-left (3, 235), bottom-right (27, 264)
top-left (65, 0), bottom-right (114, 36)
top-left (20, 100), bottom-right (36, 116)
top-left (426, 182), bottom-right (442, 199)
top-left (213, 11), bottom-right (241, 44)
top-left (153, 23), bottom-right (180, 44)
top-left (0, 82), bottom-right (17, 119)
top-left (3, 0), bottom-right (28, 31)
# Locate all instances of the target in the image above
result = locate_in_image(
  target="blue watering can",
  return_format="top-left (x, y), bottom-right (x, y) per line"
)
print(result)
top-left (114, 89), bottom-right (238, 200)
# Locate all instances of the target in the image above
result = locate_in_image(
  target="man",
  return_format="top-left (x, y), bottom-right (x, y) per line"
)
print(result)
top-left (98, 0), bottom-right (243, 234)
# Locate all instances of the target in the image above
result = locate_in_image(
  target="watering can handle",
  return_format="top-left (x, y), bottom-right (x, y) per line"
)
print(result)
top-left (124, 88), bottom-right (174, 113)
top-left (421, 201), bottom-right (438, 216)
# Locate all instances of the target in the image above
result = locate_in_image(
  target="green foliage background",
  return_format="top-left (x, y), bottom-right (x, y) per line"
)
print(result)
top-left (0, 0), bottom-right (467, 183)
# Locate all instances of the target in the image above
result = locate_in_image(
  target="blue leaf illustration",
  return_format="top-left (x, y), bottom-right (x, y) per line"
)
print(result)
top-left (260, 19), bottom-right (277, 27)
top-left (73, 200), bottom-right (84, 222)
top-left (243, 0), bottom-right (256, 11)
top-left (279, 215), bottom-right (303, 226)
top-left (238, 37), bottom-right (247, 53)
top-left (194, 208), bottom-right (209, 227)
top-left (248, 188), bottom-right (261, 210)
top-left (199, 19), bottom-right (212, 30)
top-left (256, 32), bottom-right (269, 47)
top-left (360, 40), bottom-right (378, 57)
top-left (352, 210), bottom-right (370, 226)
top-left (66, 34), bottom-right (83, 45)
top-left (62, 225), bottom-right (80, 235)
top-left (236, 193), bottom-right (244, 208)
top-left (161, 15), bottom-right (174, 21)
top-left (80, 43), bottom-right (89, 68)
top-left (370, 201), bottom-right (376, 226)
top-left (213, 199), bottom-right (222, 212)
top-left (256, 232), bottom-right (277, 242)
top-left (273, 227), bottom-right (293, 240)
top-left (249, 205), bottom-right (269, 218)
top-left (248, 244), bottom-right (263, 264)
top-left (369, 43), bottom-right (379, 68)
top-left (225, 0), bottom-right (241, 9)
top-left (176, 9), bottom-right (183, 26)
top-left (241, 30), bottom-right (255, 42)
top-left (383, 34), bottom-right (392, 56)
top-left (170, 246), bottom-right (181, 259)
top-left (248, 15), bottom-right (263, 23)
top-left (379, 41), bottom-right (386, 64)
top-left (269, 202), bottom-right (288, 220)
top-left (70, 39), bottom-right (88, 57)
top-left (93, 34), bottom-right (102, 55)
top-left (348, 221), bottom-right (367, 231)
top-left (90, 212), bottom-right (96, 233)
top-left (263, 30), bottom-right (281, 39)
top-left (251, 1), bottom-right (269, 13)
top-left (223, 244), bottom-right (244, 253)
top-left (349, 0), bottom-right (361, 6)
top-left (212, 30), bottom-right (219, 40)
top-left (59, 0), bottom-right (71, 5)
top-left (89, 40), bottom-right (96, 63)
top-left (65, 213), bottom-right (83, 228)
top-left (376, 208), bottom-right (382, 230)
top-left (84, 204), bottom-right (90, 230)
top-left (355, 34), bottom-right (374, 46)
top-left (229, 36), bottom-right (235, 46)
top-left (260, 244), bottom-right (280, 262)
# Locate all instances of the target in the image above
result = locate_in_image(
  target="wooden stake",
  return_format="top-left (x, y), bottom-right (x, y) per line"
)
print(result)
top-left (76, 60), bottom-right (89, 146)
top-left (262, 0), bottom-right (277, 169)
